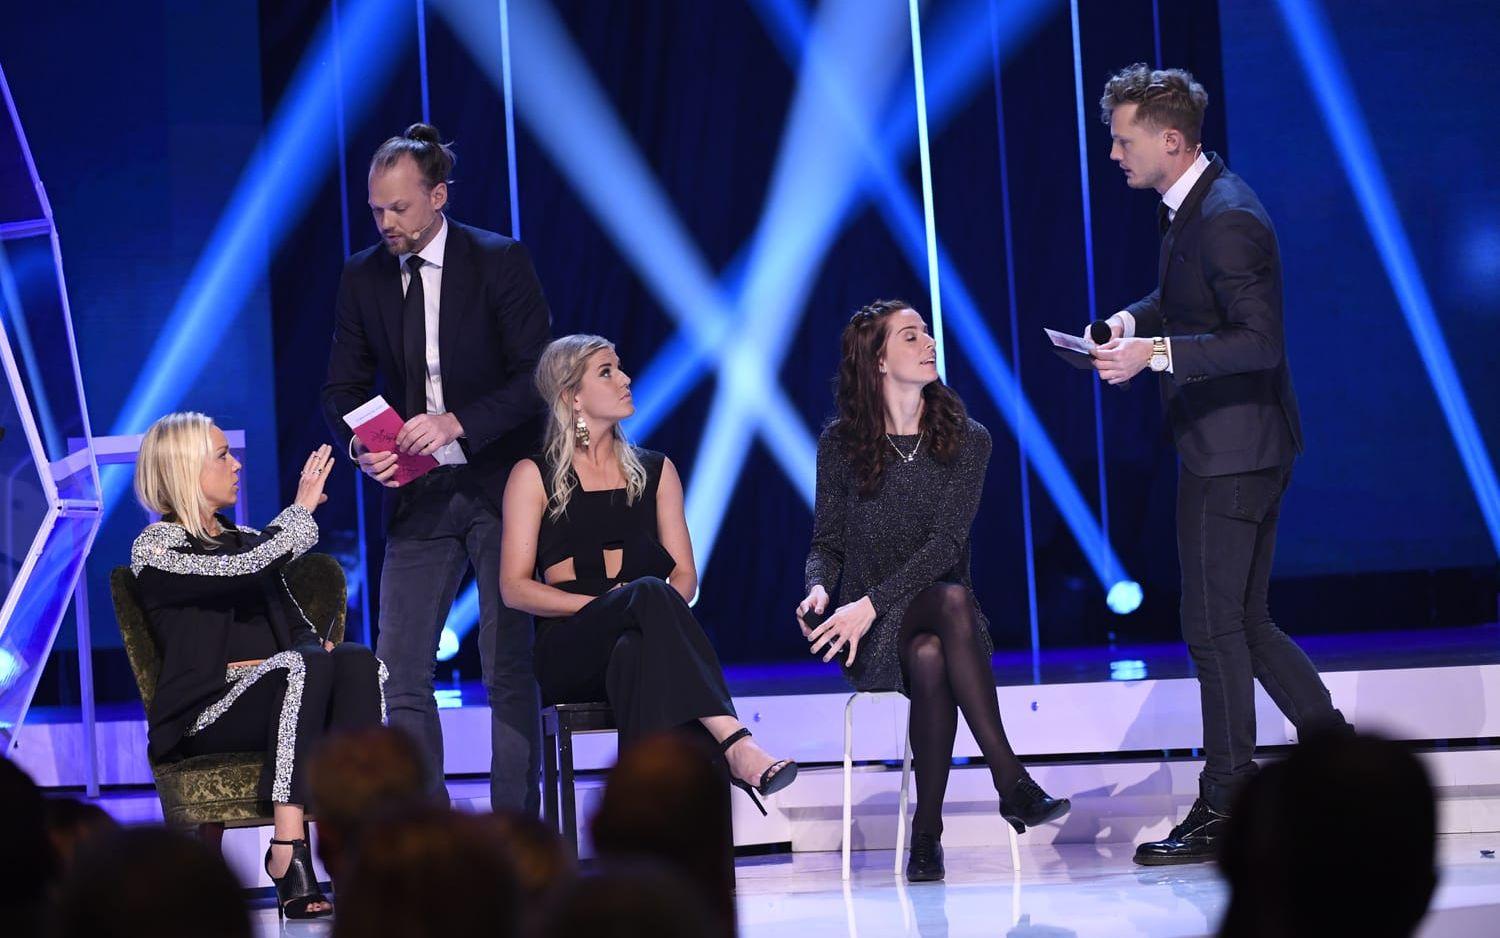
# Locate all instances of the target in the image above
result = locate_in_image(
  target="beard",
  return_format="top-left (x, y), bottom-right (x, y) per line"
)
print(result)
top-left (382, 233), bottom-right (416, 256)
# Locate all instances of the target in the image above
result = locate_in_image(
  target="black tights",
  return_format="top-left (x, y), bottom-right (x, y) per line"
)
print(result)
top-left (899, 583), bottom-right (1023, 836)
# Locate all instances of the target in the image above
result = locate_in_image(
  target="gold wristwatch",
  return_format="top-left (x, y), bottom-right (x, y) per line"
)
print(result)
top-left (1148, 337), bottom-right (1170, 373)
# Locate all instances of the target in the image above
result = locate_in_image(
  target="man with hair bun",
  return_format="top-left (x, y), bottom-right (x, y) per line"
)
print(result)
top-left (1090, 65), bottom-right (1349, 865)
top-left (322, 122), bottom-right (552, 813)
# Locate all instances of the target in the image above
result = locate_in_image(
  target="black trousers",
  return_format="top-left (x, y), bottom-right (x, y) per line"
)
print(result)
top-left (175, 644), bottom-right (385, 805)
top-left (1178, 463), bottom-right (1346, 810)
top-left (534, 577), bottom-right (736, 749)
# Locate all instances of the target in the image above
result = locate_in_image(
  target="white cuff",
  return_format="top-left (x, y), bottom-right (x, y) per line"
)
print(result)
top-left (1112, 310), bottom-right (1137, 338)
top-left (1164, 337), bottom-right (1174, 373)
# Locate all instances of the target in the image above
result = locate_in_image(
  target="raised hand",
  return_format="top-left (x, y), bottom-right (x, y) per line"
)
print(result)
top-left (294, 445), bottom-right (335, 513)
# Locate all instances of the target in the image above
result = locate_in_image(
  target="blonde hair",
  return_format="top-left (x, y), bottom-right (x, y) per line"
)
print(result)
top-left (534, 335), bottom-right (647, 519)
top-left (134, 411), bottom-right (220, 541)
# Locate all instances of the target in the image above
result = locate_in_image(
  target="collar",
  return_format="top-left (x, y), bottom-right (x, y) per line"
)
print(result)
top-left (1161, 150), bottom-right (1211, 215)
top-left (399, 213), bottom-right (448, 271)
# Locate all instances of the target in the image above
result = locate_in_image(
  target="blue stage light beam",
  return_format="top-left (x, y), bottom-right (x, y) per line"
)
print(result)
top-left (438, 0), bottom-right (1026, 651)
top-left (439, 0), bottom-right (818, 487)
top-left (438, 0), bottom-right (829, 498)
top-left (618, 0), bottom-right (1055, 447)
top-left (907, 0), bottom-right (946, 382)
top-left (330, 0), bottom-right (374, 641)
top-left (439, 0), bottom-right (907, 640)
top-left (895, 210), bottom-right (1132, 591)
top-left (987, 0), bottom-right (1043, 680)
top-left (432, 0), bottom-right (826, 642)
top-left (0, 247), bottom-right (64, 460)
top-left (499, 0), bottom-right (522, 241)
top-left (98, 0), bottom-right (410, 522)
top-left (757, 0), bottom-right (1136, 596)
top-left (877, 0), bottom-right (1061, 178)
top-left (683, 0), bottom-right (911, 568)
top-left (440, 0), bottom-right (733, 352)
top-left (1068, 0), bottom-right (1115, 590)
top-left (623, 251), bottom-right (748, 441)
top-left (1274, 0), bottom-right (1500, 555)
top-left (438, 0), bottom-right (1083, 645)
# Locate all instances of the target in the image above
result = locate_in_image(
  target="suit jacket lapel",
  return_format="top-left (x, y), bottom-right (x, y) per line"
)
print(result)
top-left (375, 249), bottom-right (407, 381)
top-left (1159, 153), bottom-right (1227, 285)
top-left (438, 219), bottom-right (472, 386)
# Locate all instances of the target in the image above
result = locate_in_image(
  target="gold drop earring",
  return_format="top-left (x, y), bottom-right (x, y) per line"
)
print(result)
top-left (574, 411), bottom-right (590, 449)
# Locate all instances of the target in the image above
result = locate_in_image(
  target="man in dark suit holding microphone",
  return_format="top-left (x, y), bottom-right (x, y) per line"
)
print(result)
top-left (321, 124), bottom-right (551, 812)
top-left (1090, 66), bottom-right (1348, 864)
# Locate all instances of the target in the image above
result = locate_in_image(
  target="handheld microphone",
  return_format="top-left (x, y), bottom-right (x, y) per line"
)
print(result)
top-left (1090, 319), bottom-right (1129, 390)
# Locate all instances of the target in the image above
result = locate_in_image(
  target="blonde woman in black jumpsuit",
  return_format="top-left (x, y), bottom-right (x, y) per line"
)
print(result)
top-left (500, 335), bottom-right (798, 812)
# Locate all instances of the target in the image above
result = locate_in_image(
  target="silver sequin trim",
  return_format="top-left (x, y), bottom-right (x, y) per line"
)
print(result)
top-left (376, 657), bottom-right (390, 724)
top-left (130, 505), bottom-right (318, 577)
top-left (185, 650), bottom-right (306, 804)
top-left (280, 572), bottom-right (321, 634)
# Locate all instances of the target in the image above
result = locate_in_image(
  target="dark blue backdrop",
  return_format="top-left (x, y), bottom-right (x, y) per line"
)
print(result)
top-left (6, 0), bottom-right (1495, 706)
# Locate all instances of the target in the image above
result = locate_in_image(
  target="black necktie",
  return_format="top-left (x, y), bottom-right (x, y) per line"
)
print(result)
top-left (1157, 202), bottom-right (1172, 236)
top-left (402, 256), bottom-right (428, 419)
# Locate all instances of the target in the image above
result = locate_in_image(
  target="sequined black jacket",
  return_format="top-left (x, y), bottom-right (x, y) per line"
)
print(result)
top-left (129, 505), bottom-right (323, 761)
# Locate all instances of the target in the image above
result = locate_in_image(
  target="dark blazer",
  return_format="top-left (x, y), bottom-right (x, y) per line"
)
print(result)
top-left (320, 217), bottom-right (551, 517)
top-left (1126, 154), bottom-right (1303, 477)
top-left (130, 506), bottom-right (325, 761)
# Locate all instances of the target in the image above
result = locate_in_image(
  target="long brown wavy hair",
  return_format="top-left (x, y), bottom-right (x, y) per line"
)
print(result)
top-left (830, 299), bottom-right (967, 497)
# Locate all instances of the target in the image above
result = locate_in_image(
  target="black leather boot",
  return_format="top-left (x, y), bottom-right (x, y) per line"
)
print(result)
top-left (906, 831), bottom-right (945, 882)
top-left (999, 774), bottom-right (1071, 833)
top-left (1133, 798), bottom-right (1230, 866)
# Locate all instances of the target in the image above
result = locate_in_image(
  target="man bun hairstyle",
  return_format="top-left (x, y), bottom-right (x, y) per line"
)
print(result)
top-left (370, 122), bottom-right (457, 191)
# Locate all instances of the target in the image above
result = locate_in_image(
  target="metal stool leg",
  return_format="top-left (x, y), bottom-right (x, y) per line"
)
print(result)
top-left (841, 693), bottom-right (856, 881)
top-left (559, 720), bottom-right (578, 856)
top-left (894, 701), bottom-right (912, 876)
top-left (74, 576), bottom-right (99, 798)
top-left (542, 719), bottom-right (559, 833)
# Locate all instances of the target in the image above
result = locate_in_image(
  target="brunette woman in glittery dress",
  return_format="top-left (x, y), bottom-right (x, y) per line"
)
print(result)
top-left (797, 301), bottom-right (1070, 881)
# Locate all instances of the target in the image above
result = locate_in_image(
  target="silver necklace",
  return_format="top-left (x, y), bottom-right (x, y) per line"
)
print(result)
top-left (886, 431), bottom-right (924, 463)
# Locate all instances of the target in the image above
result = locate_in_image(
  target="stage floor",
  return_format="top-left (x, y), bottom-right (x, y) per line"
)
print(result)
top-left (241, 834), bottom-right (1500, 937)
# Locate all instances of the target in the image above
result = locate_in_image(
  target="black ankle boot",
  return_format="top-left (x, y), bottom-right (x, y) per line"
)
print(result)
top-left (1133, 798), bottom-right (1230, 866)
top-left (999, 774), bottom-right (1071, 833)
top-left (906, 831), bottom-right (945, 882)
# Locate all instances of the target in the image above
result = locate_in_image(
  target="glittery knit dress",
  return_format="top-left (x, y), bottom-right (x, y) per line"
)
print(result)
top-left (804, 417), bottom-right (995, 693)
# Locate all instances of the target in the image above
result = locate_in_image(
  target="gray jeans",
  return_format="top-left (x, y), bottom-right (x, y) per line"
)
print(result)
top-left (377, 467), bottom-right (541, 813)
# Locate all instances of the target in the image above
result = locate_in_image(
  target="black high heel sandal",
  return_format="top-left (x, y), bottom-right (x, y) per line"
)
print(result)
top-left (264, 837), bottom-right (331, 920)
top-left (719, 727), bottom-right (799, 816)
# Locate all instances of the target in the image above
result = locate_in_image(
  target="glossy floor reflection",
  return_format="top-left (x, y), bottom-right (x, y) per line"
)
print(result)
top-left (249, 833), bottom-right (1500, 937)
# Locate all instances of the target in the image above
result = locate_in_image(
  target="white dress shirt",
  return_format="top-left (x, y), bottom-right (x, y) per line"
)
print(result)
top-left (1108, 151), bottom-right (1212, 373)
top-left (399, 215), bottom-right (467, 466)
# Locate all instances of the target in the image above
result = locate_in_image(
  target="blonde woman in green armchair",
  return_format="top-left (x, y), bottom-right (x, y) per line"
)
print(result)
top-left (130, 412), bottom-right (386, 919)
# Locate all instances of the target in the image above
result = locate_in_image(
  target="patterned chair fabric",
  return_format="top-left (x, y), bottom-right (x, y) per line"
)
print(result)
top-left (110, 553), bottom-right (347, 829)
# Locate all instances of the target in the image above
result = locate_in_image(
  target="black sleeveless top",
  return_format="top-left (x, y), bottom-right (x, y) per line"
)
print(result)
top-left (529, 449), bottom-right (677, 622)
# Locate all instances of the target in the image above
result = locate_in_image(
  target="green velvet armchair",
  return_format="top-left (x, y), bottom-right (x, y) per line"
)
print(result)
top-left (111, 553), bottom-right (347, 841)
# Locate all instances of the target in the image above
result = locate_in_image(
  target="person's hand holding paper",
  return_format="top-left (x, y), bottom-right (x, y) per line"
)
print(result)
top-left (342, 396), bottom-right (440, 487)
